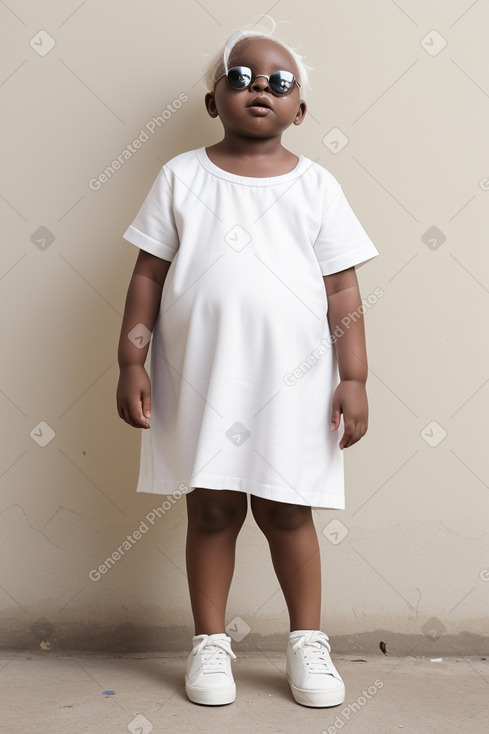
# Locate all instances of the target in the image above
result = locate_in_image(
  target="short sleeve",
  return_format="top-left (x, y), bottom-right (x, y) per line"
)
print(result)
top-left (313, 185), bottom-right (379, 276)
top-left (122, 167), bottom-right (179, 261)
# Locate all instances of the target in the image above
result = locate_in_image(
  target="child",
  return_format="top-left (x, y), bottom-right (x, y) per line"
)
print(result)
top-left (117, 26), bottom-right (378, 708)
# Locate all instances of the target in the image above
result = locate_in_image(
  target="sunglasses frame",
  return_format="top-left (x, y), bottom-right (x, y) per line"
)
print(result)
top-left (215, 65), bottom-right (301, 95)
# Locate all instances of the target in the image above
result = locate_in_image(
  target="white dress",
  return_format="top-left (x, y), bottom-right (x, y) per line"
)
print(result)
top-left (123, 147), bottom-right (378, 508)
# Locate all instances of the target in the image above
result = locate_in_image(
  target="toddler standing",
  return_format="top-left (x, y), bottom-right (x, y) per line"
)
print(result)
top-left (117, 26), bottom-right (378, 707)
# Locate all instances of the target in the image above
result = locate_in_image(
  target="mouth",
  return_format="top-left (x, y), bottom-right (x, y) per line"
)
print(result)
top-left (247, 97), bottom-right (272, 110)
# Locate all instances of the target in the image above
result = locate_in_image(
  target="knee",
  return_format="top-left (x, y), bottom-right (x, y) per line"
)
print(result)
top-left (188, 492), bottom-right (247, 534)
top-left (251, 498), bottom-right (311, 532)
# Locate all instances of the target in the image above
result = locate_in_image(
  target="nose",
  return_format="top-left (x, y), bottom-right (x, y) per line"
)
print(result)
top-left (250, 75), bottom-right (270, 92)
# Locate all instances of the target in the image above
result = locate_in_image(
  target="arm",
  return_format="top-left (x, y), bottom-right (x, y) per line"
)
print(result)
top-left (324, 266), bottom-right (369, 449)
top-left (116, 249), bottom-right (172, 428)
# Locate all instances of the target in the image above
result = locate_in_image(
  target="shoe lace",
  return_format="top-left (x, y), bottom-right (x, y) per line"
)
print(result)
top-left (291, 631), bottom-right (336, 675)
top-left (195, 637), bottom-right (236, 673)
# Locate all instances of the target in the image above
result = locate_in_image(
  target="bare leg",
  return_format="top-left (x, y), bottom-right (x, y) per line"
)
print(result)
top-left (250, 496), bottom-right (321, 631)
top-left (185, 488), bottom-right (248, 636)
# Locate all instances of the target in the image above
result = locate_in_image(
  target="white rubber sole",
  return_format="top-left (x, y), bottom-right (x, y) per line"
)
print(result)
top-left (287, 675), bottom-right (345, 708)
top-left (185, 678), bottom-right (236, 706)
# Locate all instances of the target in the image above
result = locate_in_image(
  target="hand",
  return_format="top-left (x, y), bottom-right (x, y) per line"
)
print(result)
top-left (330, 380), bottom-right (368, 449)
top-left (116, 365), bottom-right (152, 428)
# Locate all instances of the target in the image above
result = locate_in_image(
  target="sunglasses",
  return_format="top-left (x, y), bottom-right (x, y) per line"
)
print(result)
top-left (215, 66), bottom-right (300, 95)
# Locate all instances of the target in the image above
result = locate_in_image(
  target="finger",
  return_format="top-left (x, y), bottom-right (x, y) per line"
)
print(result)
top-left (122, 404), bottom-right (139, 428)
top-left (339, 418), bottom-right (356, 449)
top-left (125, 400), bottom-right (150, 429)
top-left (141, 391), bottom-right (152, 420)
top-left (134, 400), bottom-right (151, 428)
top-left (330, 402), bottom-right (342, 431)
top-left (341, 420), bottom-right (367, 449)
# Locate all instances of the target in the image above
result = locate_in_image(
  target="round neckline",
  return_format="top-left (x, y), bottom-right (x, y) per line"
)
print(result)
top-left (196, 147), bottom-right (307, 186)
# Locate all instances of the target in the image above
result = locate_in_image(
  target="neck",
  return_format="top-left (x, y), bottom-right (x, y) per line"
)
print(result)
top-left (214, 132), bottom-right (285, 159)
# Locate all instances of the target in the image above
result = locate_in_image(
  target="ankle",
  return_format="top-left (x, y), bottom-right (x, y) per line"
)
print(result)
top-left (194, 628), bottom-right (226, 636)
top-left (289, 620), bottom-right (321, 632)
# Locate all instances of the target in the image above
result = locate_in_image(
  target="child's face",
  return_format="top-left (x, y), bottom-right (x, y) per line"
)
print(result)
top-left (205, 38), bottom-right (306, 139)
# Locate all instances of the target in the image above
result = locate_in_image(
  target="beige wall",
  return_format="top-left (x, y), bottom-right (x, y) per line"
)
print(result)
top-left (1, 0), bottom-right (488, 655)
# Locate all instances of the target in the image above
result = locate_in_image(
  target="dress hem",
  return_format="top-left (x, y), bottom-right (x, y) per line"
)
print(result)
top-left (135, 474), bottom-right (345, 510)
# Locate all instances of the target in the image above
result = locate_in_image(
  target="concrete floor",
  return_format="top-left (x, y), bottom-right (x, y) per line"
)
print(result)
top-left (1, 649), bottom-right (487, 733)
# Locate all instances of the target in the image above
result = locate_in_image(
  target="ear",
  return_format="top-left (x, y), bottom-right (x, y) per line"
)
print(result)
top-left (205, 92), bottom-right (219, 119)
top-left (293, 100), bottom-right (307, 126)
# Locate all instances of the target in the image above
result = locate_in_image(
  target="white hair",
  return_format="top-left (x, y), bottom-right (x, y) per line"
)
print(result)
top-left (203, 18), bottom-right (313, 96)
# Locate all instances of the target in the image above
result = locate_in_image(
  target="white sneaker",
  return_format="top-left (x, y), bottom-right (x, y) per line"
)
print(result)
top-left (286, 630), bottom-right (345, 707)
top-left (185, 633), bottom-right (236, 705)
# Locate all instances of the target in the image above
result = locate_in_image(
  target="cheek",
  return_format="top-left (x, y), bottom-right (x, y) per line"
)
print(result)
top-left (275, 101), bottom-right (298, 119)
top-left (216, 96), bottom-right (243, 119)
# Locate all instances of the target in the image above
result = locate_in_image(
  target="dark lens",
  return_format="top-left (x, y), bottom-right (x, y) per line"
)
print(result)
top-left (227, 66), bottom-right (252, 89)
top-left (269, 70), bottom-right (295, 94)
